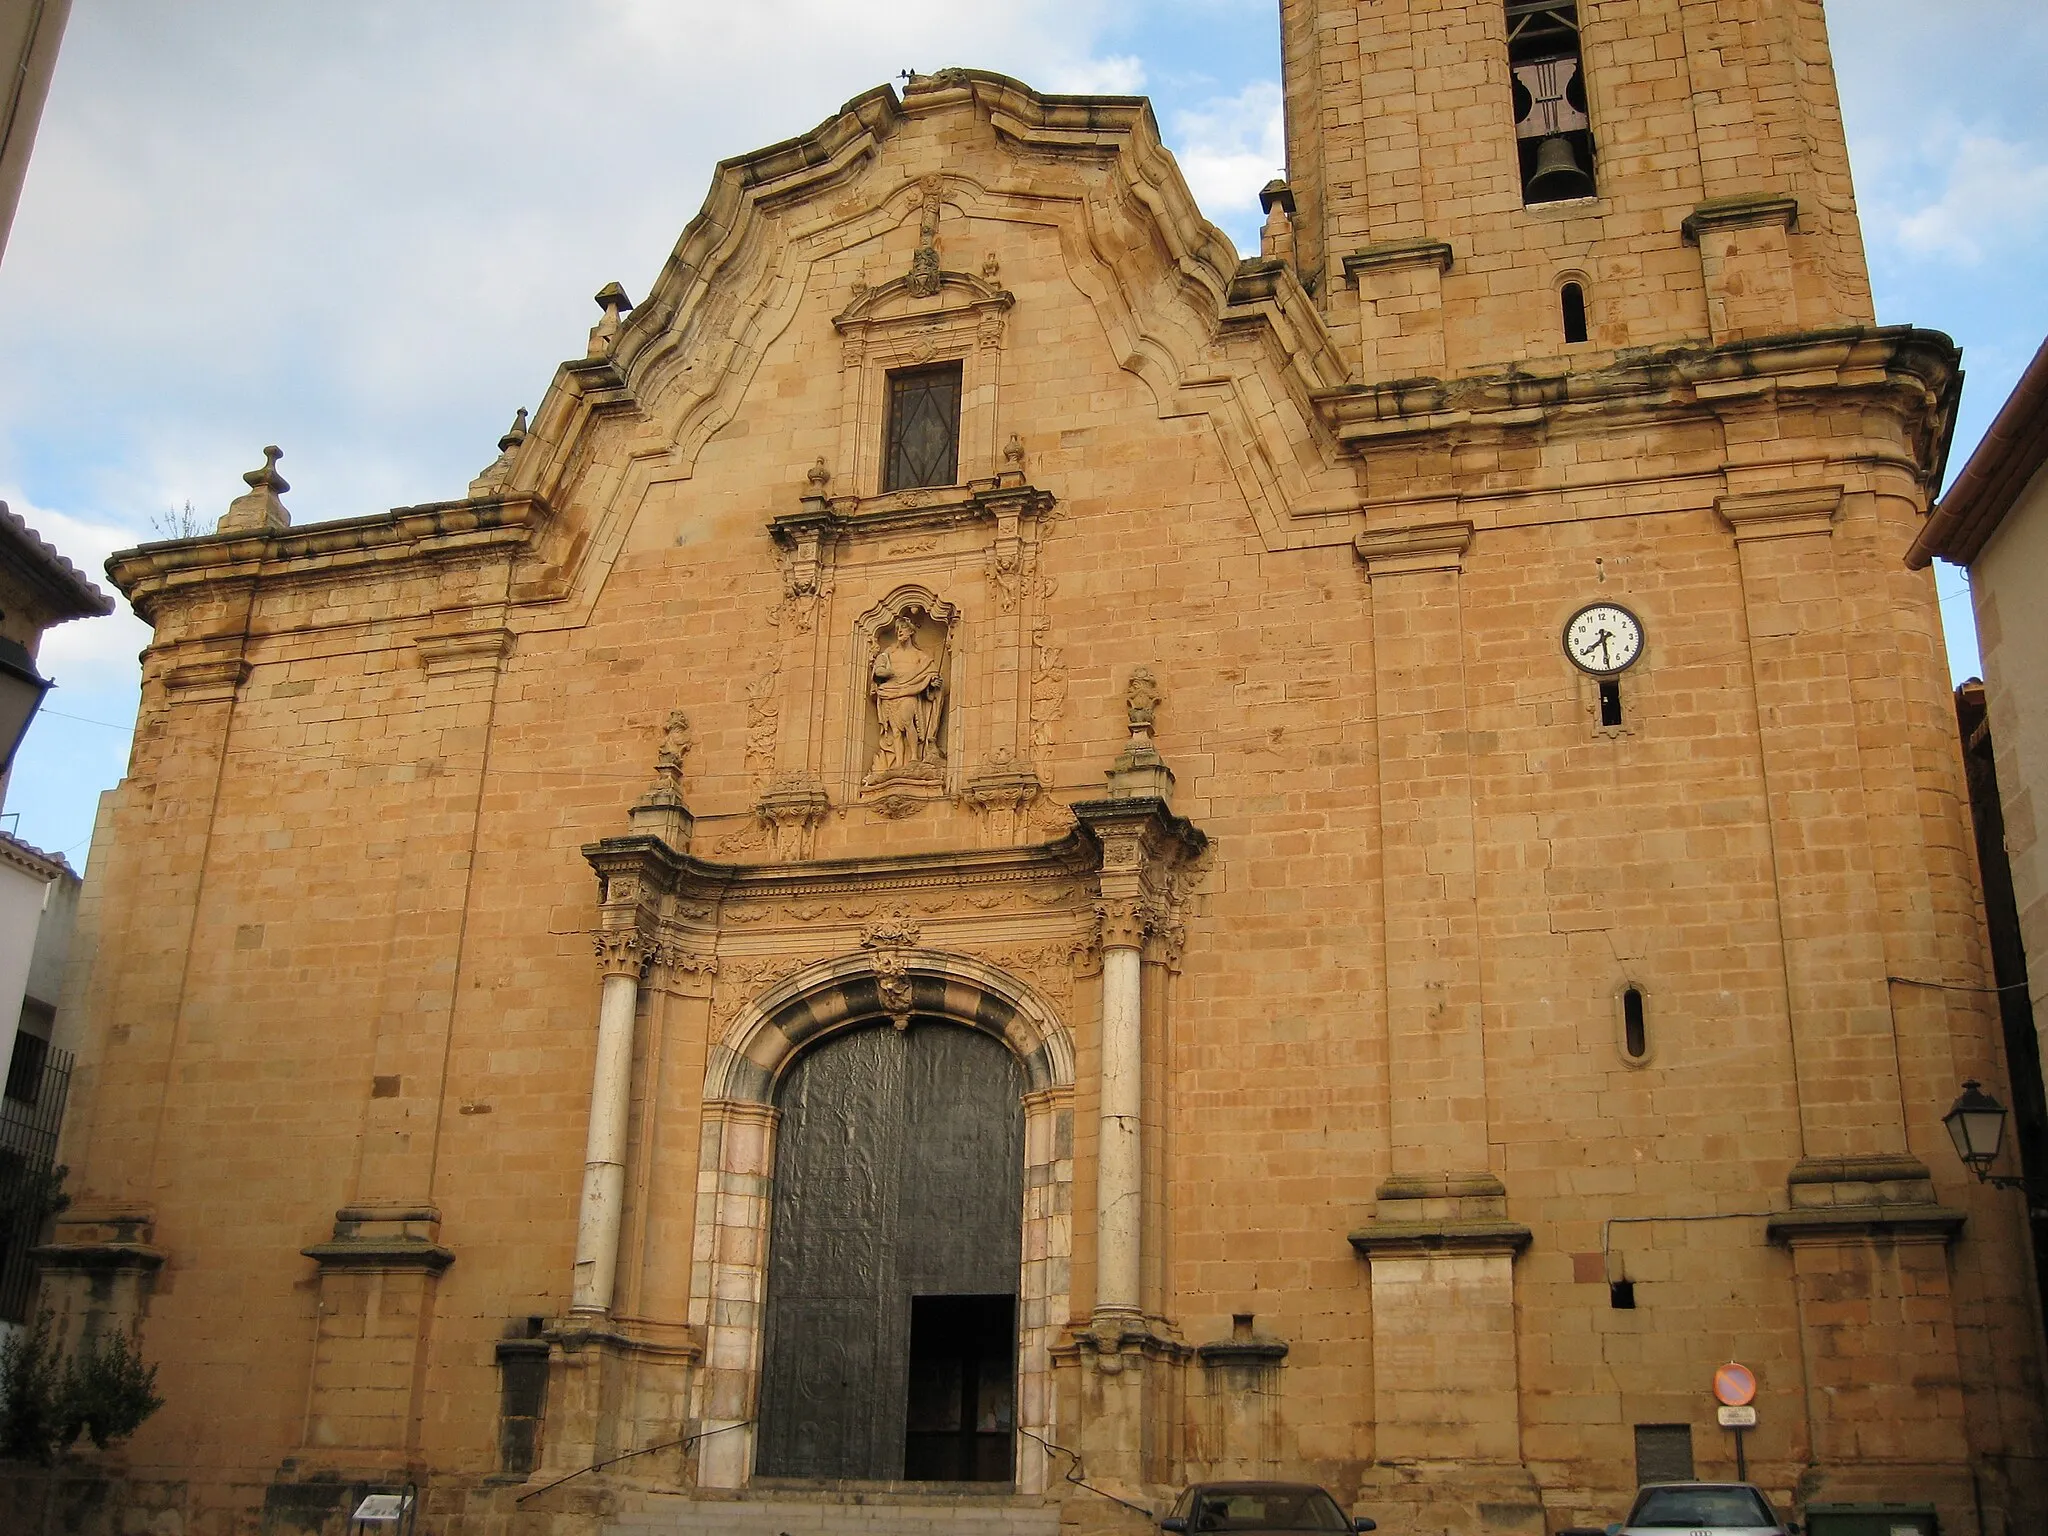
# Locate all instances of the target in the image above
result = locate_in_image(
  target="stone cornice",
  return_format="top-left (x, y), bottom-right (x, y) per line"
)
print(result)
top-left (1314, 327), bottom-right (1961, 489)
top-left (1347, 1219), bottom-right (1534, 1258)
top-left (301, 1236), bottom-right (456, 1274)
top-left (583, 827), bottom-right (1102, 910)
top-left (106, 493), bottom-right (552, 624)
top-left (1716, 486), bottom-right (1843, 541)
top-left (1765, 1204), bottom-right (1966, 1245)
top-left (1682, 193), bottom-right (1799, 244)
top-left (770, 476), bottom-right (1054, 545)
top-left (1354, 519), bottom-right (1474, 577)
top-left (1342, 238), bottom-right (1455, 281)
top-left (31, 1241), bottom-right (166, 1272)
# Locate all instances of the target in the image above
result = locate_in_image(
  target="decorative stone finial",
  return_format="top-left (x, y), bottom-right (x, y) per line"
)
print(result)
top-left (982, 252), bottom-right (1001, 281)
top-left (1002, 433), bottom-right (1026, 470)
top-left (587, 282), bottom-right (636, 357)
top-left (469, 407), bottom-right (531, 499)
top-left (217, 445), bottom-right (291, 536)
top-left (1105, 666), bottom-right (1174, 803)
top-left (1259, 179), bottom-right (1297, 266)
top-left (807, 457), bottom-right (831, 491)
top-left (629, 707), bottom-right (694, 851)
top-left (1125, 667), bottom-right (1161, 733)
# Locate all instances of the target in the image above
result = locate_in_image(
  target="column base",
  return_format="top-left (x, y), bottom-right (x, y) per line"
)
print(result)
top-left (536, 1318), bottom-right (703, 1490)
top-left (1051, 1319), bottom-right (1189, 1500)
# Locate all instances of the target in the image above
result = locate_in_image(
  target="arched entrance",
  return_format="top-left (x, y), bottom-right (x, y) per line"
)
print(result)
top-left (690, 952), bottom-right (1074, 1493)
top-left (755, 1022), bottom-right (1023, 1480)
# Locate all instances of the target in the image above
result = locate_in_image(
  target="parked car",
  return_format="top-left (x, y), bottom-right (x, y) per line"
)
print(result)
top-left (1608, 1482), bottom-right (1799, 1534)
top-left (1160, 1482), bottom-right (1376, 1534)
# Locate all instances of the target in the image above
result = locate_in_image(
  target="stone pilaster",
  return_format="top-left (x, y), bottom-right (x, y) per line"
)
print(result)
top-left (1767, 1159), bottom-right (1974, 1533)
top-left (1349, 1176), bottom-right (1540, 1536)
top-left (1685, 195), bottom-right (1802, 344)
top-left (1353, 520), bottom-right (1538, 1534)
top-left (1718, 485), bottom-right (1907, 1159)
top-left (296, 1204), bottom-right (454, 1467)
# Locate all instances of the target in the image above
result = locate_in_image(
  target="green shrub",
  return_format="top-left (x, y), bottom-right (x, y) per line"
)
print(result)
top-left (0, 1313), bottom-right (163, 1463)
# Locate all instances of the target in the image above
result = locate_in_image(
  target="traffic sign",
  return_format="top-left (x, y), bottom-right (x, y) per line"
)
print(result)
top-left (1713, 1362), bottom-right (1757, 1406)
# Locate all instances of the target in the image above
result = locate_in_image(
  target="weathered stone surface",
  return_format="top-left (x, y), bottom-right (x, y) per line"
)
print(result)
top-left (42, 11), bottom-right (2046, 1536)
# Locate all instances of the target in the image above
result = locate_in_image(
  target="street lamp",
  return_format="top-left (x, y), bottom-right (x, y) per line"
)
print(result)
top-left (1944, 1080), bottom-right (2025, 1190)
top-left (0, 635), bottom-right (52, 778)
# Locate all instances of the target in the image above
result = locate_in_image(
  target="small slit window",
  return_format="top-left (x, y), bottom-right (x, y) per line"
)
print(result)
top-left (1599, 677), bottom-right (1623, 727)
top-left (1622, 986), bottom-right (1647, 1060)
top-left (1609, 1278), bottom-right (1636, 1309)
top-left (883, 362), bottom-right (963, 492)
top-left (1561, 281), bottom-right (1588, 344)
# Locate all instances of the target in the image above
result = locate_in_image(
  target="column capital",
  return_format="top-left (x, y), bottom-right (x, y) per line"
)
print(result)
top-left (1094, 897), bottom-right (1157, 951)
top-left (594, 927), bottom-right (651, 980)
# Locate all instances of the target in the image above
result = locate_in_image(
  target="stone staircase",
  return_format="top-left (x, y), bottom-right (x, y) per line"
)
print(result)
top-left (606, 1480), bottom-right (1066, 1536)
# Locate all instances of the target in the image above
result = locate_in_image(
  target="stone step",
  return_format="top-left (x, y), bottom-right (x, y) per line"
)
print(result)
top-left (606, 1484), bottom-right (1064, 1536)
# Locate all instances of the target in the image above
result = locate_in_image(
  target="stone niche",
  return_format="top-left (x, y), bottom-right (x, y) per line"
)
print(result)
top-left (853, 586), bottom-right (958, 804)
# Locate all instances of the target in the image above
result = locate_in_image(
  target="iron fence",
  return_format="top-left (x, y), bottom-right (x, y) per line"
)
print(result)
top-left (0, 1040), bottom-right (73, 1324)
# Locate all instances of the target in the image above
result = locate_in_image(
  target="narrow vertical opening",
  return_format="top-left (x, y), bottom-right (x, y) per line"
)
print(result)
top-left (1609, 1279), bottom-right (1636, 1309)
top-left (1623, 987), bottom-right (1647, 1059)
top-left (1599, 677), bottom-right (1623, 726)
top-left (1509, 1), bottom-right (1596, 203)
top-left (1562, 281), bottom-right (1588, 344)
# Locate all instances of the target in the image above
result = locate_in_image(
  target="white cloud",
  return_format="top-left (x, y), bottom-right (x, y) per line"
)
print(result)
top-left (1884, 135), bottom-right (2048, 266)
top-left (1045, 54), bottom-right (1147, 95)
top-left (1167, 78), bottom-right (1284, 251)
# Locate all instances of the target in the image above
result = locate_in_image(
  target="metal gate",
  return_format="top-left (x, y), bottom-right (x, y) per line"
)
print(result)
top-left (755, 1022), bottom-right (1024, 1479)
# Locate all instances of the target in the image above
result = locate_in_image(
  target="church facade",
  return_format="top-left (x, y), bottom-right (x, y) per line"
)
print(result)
top-left (34, 3), bottom-right (2047, 1534)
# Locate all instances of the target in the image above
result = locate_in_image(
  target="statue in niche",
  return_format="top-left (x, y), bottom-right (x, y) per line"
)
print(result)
top-left (867, 606), bottom-right (946, 785)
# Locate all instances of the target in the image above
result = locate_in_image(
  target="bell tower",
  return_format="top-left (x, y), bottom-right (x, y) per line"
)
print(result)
top-left (1276, 0), bottom-right (1877, 376)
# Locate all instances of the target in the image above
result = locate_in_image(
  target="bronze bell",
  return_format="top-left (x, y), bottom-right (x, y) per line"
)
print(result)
top-left (1527, 135), bottom-right (1595, 202)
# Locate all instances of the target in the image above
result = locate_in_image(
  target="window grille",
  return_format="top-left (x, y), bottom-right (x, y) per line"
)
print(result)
top-left (0, 1040), bottom-right (73, 1323)
top-left (1634, 1422), bottom-right (1695, 1484)
top-left (883, 363), bottom-right (963, 492)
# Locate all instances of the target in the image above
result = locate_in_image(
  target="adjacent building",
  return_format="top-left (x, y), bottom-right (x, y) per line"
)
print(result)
top-left (1911, 335), bottom-right (2048, 1126)
top-left (31, 5), bottom-right (2047, 1535)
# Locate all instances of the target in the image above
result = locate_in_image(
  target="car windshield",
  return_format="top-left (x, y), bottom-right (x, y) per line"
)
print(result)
top-left (1188, 1487), bottom-right (1351, 1531)
top-left (1627, 1486), bottom-right (1775, 1528)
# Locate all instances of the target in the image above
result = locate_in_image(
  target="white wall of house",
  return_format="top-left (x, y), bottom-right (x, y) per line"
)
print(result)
top-left (0, 856), bottom-right (48, 1075)
top-left (1974, 458), bottom-right (2048, 1070)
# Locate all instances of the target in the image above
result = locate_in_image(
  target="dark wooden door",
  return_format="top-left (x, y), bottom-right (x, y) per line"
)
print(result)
top-left (755, 1023), bottom-right (1024, 1479)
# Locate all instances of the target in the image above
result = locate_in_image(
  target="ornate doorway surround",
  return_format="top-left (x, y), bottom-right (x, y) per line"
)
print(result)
top-left (692, 949), bottom-right (1075, 1492)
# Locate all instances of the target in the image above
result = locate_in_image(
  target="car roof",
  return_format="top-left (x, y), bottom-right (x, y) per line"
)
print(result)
top-left (1187, 1482), bottom-right (1336, 1494)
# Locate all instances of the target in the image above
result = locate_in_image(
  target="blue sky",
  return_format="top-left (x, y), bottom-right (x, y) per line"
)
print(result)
top-left (1, 0), bottom-right (2042, 864)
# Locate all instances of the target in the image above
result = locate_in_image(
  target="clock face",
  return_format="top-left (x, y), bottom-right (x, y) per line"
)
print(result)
top-left (1563, 603), bottom-right (1644, 675)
